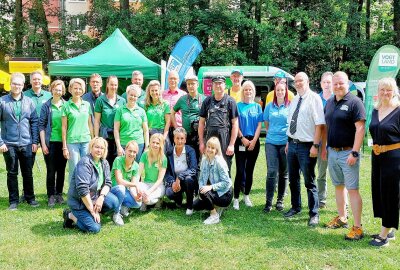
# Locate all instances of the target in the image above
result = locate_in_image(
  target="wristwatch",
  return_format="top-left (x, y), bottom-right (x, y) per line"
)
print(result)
top-left (313, 143), bottom-right (320, 149)
top-left (351, 151), bottom-right (359, 158)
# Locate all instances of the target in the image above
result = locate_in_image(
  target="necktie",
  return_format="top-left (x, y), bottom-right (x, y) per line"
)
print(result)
top-left (289, 97), bottom-right (302, 135)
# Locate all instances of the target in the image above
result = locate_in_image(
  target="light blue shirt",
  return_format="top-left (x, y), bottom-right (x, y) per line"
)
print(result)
top-left (263, 102), bottom-right (289, 145)
top-left (198, 156), bottom-right (232, 197)
top-left (237, 102), bottom-right (263, 137)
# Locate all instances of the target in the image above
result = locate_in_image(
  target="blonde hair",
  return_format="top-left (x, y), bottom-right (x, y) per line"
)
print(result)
top-left (106, 75), bottom-right (118, 94)
top-left (68, 78), bottom-right (86, 94)
top-left (202, 137), bottom-right (229, 172)
top-left (89, 137), bottom-right (108, 160)
top-left (241, 80), bottom-right (256, 102)
top-left (126, 84), bottom-right (141, 95)
top-left (145, 80), bottom-right (162, 108)
top-left (125, 140), bottom-right (139, 151)
top-left (147, 133), bottom-right (165, 168)
top-left (50, 80), bottom-right (66, 95)
top-left (375, 77), bottom-right (400, 109)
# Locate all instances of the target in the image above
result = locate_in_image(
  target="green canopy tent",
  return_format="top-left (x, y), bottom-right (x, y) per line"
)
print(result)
top-left (48, 28), bottom-right (160, 80)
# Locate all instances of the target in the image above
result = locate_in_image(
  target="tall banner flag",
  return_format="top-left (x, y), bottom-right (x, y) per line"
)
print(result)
top-left (164, 35), bottom-right (203, 90)
top-left (365, 45), bottom-right (400, 128)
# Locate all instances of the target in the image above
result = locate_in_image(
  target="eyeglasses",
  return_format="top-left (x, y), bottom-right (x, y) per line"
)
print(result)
top-left (11, 82), bottom-right (24, 87)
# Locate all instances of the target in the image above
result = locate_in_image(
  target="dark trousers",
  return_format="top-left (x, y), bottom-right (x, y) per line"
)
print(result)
top-left (3, 145), bottom-right (35, 204)
top-left (106, 139), bottom-right (117, 168)
top-left (287, 141), bottom-right (319, 217)
top-left (193, 188), bottom-right (233, 211)
top-left (206, 128), bottom-right (233, 175)
top-left (265, 143), bottom-right (288, 206)
top-left (43, 142), bottom-right (68, 197)
top-left (165, 176), bottom-right (197, 209)
top-left (234, 137), bottom-right (260, 198)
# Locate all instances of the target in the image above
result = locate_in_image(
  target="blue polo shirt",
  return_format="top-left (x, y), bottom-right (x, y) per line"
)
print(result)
top-left (319, 91), bottom-right (333, 108)
top-left (263, 102), bottom-right (289, 145)
top-left (237, 102), bottom-right (263, 137)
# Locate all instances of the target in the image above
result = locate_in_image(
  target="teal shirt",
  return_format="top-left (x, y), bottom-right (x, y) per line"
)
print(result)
top-left (173, 93), bottom-right (205, 134)
top-left (13, 99), bottom-right (22, 121)
top-left (94, 94), bottom-right (126, 133)
top-left (24, 88), bottom-right (52, 116)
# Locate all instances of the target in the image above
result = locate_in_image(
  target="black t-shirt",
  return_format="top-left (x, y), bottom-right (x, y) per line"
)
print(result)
top-left (325, 92), bottom-right (366, 147)
top-left (199, 94), bottom-right (238, 125)
top-left (369, 107), bottom-right (400, 145)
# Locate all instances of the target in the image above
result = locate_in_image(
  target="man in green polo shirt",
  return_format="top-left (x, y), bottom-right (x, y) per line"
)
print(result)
top-left (24, 71), bottom-right (52, 116)
top-left (122, 70), bottom-right (146, 108)
top-left (172, 74), bottom-right (204, 159)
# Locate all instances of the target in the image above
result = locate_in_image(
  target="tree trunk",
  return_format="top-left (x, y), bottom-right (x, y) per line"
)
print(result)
top-left (343, 0), bottom-right (363, 61)
top-left (35, 0), bottom-right (54, 61)
top-left (394, 0), bottom-right (400, 47)
top-left (366, 0), bottom-right (371, 40)
top-left (251, 0), bottom-right (261, 63)
top-left (120, 0), bottom-right (129, 12)
top-left (15, 0), bottom-right (23, 56)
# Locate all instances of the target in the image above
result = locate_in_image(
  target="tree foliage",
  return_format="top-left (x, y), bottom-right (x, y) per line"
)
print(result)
top-left (0, 0), bottom-right (398, 84)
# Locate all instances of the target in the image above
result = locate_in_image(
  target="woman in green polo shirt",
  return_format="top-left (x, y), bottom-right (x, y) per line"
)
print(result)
top-left (137, 133), bottom-right (167, 211)
top-left (39, 80), bottom-right (68, 207)
top-left (114, 84), bottom-right (148, 162)
top-left (94, 76), bottom-right (126, 167)
top-left (62, 78), bottom-right (94, 182)
top-left (144, 80), bottom-right (171, 141)
top-left (111, 140), bottom-right (143, 217)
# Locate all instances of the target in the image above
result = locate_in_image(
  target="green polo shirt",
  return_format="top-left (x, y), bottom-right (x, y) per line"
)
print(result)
top-left (62, 99), bottom-right (91, 143)
top-left (13, 99), bottom-right (22, 121)
top-left (50, 102), bottom-right (64, 142)
top-left (173, 93), bottom-right (205, 133)
top-left (24, 88), bottom-right (52, 116)
top-left (121, 90), bottom-right (146, 109)
top-left (145, 101), bottom-right (170, 130)
top-left (111, 156), bottom-right (139, 186)
top-left (94, 94), bottom-right (126, 130)
top-left (114, 105), bottom-right (147, 145)
top-left (139, 151), bottom-right (167, 183)
top-left (94, 160), bottom-right (104, 190)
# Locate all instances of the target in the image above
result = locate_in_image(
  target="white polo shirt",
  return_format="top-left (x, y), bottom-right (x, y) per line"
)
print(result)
top-left (286, 89), bottom-right (325, 142)
top-left (173, 147), bottom-right (188, 174)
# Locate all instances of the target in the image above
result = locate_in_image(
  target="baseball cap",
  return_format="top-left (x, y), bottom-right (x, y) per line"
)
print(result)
top-left (231, 69), bottom-right (243, 75)
top-left (274, 71), bottom-right (286, 79)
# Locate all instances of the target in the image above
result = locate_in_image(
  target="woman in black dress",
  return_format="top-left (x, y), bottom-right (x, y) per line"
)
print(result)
top-left (369, 77), bottom-right (400, 247)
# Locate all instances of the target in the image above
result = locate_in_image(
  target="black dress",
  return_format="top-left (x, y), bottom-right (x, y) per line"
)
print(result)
top-left (369, 107), bottom-right (400, 229)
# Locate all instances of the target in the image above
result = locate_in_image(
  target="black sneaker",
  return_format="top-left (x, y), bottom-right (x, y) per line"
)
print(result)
top-left (28, 200), bottom-right (40, 208)
top-left (284, 208), bottom-right (301, 218)
top-left (48, 196), bottom-right (56, 207)
top-left (275, 201), bottom-right (284, 211)
top-left (263, 204), bottom-right (272, 213)
top-left (371, 231), bottom-right (395, 241)
top-left (9, 203), bottom-right (18, 211)
top-left (369, 236), bottom-right (389, 247)
top-left (63, 209), bottom-right (74, 229)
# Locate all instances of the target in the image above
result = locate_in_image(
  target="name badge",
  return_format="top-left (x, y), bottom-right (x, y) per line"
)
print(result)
top-left (239, 145), bottom-right (246, 152)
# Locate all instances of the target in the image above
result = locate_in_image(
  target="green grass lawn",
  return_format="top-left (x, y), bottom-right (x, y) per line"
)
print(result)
top-left (0, 143), bottom-right (398, 269)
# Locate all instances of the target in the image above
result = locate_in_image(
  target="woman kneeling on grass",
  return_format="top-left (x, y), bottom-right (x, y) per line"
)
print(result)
top-left (137, 133), bottom-right (167, 211)
top-left (63, 137), bottom-right (125, 233)
top-left (193, 137), bottom-right (233, 225)
top-left (111, 140), bottom-right (143, 217)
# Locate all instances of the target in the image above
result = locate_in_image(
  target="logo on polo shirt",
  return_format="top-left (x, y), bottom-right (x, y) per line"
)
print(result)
top-left (340, 105), bottom-right (349, 111)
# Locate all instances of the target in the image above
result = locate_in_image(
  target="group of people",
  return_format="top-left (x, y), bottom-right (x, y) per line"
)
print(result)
top-left (0, 69), bottom-right (399, 247)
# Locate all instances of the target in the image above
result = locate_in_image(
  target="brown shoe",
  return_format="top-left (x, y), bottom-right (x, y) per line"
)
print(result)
top-left (325, 216), bottom-right (348, 229)
top-left (345, 226), bottom-right (364, 241)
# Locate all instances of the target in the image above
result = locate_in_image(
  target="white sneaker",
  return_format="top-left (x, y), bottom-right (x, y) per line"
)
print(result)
top-left (112, 213), bottom-right (124, 226)
top-left (233, 199), bottom-right (240, 210)
top-left (186, 208), bottom-right (193, 216)
top-left (120, 205), bottom-right (130, 217)
top-left (243, 195), bottom-right (253, 207)
top-left (204, 214), bottom-right (220, 225)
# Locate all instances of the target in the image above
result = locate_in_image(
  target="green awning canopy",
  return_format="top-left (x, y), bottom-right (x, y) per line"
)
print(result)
top-left (48, 28), bottom-right (160, 79)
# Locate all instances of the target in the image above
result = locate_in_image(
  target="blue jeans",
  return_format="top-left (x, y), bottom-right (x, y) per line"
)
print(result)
top-left (287, 141), bottom-right (319, 217)
top-left (71, 185), bottom-right (124, 233)
top-left (3, 145), bottom-right (35, 204)
top-left (265, 143), bottom-right (288, 206)
top-left (67, 142), bottom-right (89, 182)
top-left (122, 187), bottom-right (142, 209)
